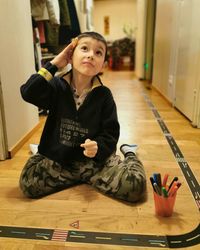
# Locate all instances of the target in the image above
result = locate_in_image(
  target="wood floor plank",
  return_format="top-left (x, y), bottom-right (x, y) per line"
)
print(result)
top-left (0, 70), bottom-right (199, 249)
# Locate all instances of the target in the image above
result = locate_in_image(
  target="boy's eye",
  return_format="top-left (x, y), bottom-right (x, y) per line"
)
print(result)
top-left (96, 50), bottom-right (103, 56)
top-left (81, 46), bottom-right (88, 51)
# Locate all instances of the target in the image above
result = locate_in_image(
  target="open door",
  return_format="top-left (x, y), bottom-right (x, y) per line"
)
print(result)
top-left (0, 77), bottom-right (8, 160)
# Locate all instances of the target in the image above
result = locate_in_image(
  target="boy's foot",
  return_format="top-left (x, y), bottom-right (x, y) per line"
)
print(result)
top-left (29, 144), bottom-right (38, 155)
top-left (120, 144), bottom-right (138, 156)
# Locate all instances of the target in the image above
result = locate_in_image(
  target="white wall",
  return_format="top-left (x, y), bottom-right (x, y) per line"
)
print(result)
top-left (0, 0), bottom-right (39, 151)
top-left (152, 0), bottom-right (200, 126)
top-left (93, 0), bottom-right (137, 41)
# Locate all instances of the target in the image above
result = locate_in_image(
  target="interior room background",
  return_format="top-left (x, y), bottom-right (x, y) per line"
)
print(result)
top-left (0, 0), bottom-right (200, 160)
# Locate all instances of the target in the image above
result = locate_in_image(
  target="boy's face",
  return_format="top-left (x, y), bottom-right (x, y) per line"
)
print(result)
top-left (71, 37), bottom-right (106, 77)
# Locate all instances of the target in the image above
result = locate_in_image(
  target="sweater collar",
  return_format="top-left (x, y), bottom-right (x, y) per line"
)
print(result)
top-left (62, 70), bottom-right (103, 90)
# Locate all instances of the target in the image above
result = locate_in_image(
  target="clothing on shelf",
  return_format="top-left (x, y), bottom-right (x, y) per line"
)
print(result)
top-left (31, 0), bottom-right (60, 25)
top-left (36, 21), bottom-right (46, 44)
top-left (59, 0), bottom-right (81, 45)
top-left (59, 0), bottom-right (71, 26)
top-left (30, 0), bottom-right (82, 69)
top-left (30, 0), bottom-right (81, 50)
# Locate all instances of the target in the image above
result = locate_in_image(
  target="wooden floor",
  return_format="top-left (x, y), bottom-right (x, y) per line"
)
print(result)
top-left (0, 70), bottom-right (199, 250)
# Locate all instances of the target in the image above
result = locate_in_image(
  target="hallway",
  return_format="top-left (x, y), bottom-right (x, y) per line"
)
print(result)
top-left (0, 69), bottom-right (199, 249)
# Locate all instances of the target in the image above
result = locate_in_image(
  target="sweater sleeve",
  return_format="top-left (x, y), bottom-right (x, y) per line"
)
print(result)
top-left (93, 90), bottom-right (120, 163)
top-left (20, 62), bottom-right (58, 109)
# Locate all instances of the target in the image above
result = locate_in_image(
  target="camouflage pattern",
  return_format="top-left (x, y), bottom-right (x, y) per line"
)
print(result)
top-left (19, 153), bottom-right (146, 202)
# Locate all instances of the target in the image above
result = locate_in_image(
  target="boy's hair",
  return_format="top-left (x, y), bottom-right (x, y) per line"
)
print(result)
top-left (76, 32), bottom-right (108, 61)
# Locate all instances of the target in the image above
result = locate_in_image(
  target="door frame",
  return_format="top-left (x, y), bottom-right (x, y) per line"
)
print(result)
top-left (0, 77), bottom-right (8, 160)
top-left (144, 0), bottom-right (157, 82)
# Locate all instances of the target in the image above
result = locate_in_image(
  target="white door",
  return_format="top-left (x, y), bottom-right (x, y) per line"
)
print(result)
top-left (174, 0), bottom-right (200, 121)
top-left (0, 77), bottom-right (8, 160)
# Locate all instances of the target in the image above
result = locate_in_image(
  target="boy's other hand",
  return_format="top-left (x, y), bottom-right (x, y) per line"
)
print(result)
top-left (80, 139), bottom-right (98, 158)
top-left (50, 38), bottom-right (78, 69)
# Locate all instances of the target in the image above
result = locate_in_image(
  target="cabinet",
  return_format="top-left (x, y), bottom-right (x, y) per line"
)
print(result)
top-left (174, 0), bottom-right (200, 126)
top-left (108, 38), bottom-right (135, 70)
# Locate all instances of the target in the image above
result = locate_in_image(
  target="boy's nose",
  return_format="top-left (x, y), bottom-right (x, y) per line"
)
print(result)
top-left (87, 50), bottom-right (94, 59)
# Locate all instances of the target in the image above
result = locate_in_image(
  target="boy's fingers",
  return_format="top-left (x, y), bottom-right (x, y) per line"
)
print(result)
top-left (60, 43), bottom-right (75, 58)
top-left (80, 139), bottom-right (97, 149)
top-left (81, 139), bottom-right (98, 158)
top-left (71, 37), bottom-right (78, 47)
top-left (86, 142), bottom-right (97, 149)
top-left (83, 149), bottom-right (96, 158)
top-left (64, 38), bottom-right (78, 53)
top-left (64, 41), bottom-right (75, 50)
top-left (81, 143), bottom-right (94, 149)
top-left (83, 142), bottom-right (97, 149)
top-left (80, 139), bottom-right (91, 148)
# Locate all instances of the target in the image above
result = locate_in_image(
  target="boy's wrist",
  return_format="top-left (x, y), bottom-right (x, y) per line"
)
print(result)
top-left (37, 62), bottom-right (58, 81)
top-left (44, 62), bottom-right (58, 75)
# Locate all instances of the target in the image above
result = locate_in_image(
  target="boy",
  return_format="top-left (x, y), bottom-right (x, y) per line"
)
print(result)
top-left (20, 32), bottom-right (146, 202)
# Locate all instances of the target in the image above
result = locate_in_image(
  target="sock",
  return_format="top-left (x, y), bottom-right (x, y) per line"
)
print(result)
top-left (29, 144), bottom-right (38, 155)
top-left (125, 152), bottom-right (136, 157)
top-left (120, 144), bottom-right (138, 157)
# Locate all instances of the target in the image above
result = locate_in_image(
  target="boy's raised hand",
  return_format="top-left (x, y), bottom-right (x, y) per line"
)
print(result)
top-left (80, 139), bottom-right (98, 158)
top-left (50, 38), bottom-right (78, 69)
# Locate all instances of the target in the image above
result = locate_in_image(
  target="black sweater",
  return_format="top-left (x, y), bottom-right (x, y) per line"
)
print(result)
top-left (20, 66), bottom-right (120, 167)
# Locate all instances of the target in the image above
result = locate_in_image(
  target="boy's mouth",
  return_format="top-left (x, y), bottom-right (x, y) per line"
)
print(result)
top-left (82, 61), bottom-right (94, 67)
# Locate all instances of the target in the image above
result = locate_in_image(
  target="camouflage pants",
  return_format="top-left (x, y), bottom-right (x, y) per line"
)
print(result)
top-left (19, 153), bottom-right (146, 202)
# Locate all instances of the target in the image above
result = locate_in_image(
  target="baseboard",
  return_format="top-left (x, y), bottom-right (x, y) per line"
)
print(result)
top-left (8, 121), bottom-right (41, 159)
top-left (150, 85), bottom-right (172, 106)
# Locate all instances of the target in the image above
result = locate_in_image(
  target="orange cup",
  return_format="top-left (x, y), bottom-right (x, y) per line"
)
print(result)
top-left (153, 191), bottom-right (177, 217)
